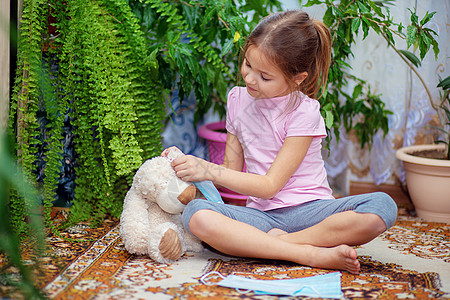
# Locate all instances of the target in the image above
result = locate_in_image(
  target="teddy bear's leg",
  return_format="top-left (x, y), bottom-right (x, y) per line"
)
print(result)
top-left (177, 184), bottom-right (197, 205)
top-left (148, 222), bottom-right (186, 263)
top-left (159, 228), bottom-right (183, 260)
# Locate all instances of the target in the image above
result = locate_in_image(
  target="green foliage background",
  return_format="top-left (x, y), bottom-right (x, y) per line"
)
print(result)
top-left (8, 0), bottom-right (442, 236)
top-left (128, 0), bottom-right (282, 123)
top-left (8, 0), bottom-right (165, 231)
top-left (3, 0), bottom-right (444, 297)
top-left (7, 0), bottom-right (283, 234)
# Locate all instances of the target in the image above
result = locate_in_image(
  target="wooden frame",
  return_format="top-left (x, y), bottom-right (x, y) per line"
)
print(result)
top-left (349, 181), bottom-right (413, 208)
top-left (0, 0), bottom-right (10, 131)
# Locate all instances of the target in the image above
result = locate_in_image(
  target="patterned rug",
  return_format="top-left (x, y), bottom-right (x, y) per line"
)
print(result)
top-left (1, 207), bottom-right (449, 299)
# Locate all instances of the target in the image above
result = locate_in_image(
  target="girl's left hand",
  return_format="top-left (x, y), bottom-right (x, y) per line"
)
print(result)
top-left (171, 155), bottom-right (214, 182)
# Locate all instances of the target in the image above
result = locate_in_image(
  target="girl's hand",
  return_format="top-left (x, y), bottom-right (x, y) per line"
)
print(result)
top-left (171, 155), bottom-right (214, 182)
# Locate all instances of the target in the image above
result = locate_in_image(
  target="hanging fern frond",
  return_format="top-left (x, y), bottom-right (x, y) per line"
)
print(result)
top-left (9, 0), bottom-right (166, 229)
top-left (8, 0), bottom-right (48, 236)
top-left (104, 0), bottom-right (165, 159)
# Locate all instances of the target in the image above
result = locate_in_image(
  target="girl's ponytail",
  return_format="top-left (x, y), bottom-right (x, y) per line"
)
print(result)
top-left (311, 19), bottom-right (331, 99)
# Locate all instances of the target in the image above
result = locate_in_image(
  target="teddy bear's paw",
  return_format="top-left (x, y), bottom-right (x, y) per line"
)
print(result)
top-left (159, 228), bottom-right (183, 261)
top-left (177, 184), bottom-right (197, 205)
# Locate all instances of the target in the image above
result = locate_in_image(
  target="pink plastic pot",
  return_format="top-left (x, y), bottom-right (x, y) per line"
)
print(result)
top-left (198, 121), bottom-right (227, 165)
top-left (198, 121), bottom-right (247, 206)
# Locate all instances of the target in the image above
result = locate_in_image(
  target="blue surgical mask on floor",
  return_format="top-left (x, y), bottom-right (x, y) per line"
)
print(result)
top-left (200, 271), bottom-right (343, 298)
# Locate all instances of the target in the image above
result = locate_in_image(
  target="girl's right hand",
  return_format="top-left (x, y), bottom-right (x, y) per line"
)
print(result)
top-left (171, 155), bottom-right (213, 182)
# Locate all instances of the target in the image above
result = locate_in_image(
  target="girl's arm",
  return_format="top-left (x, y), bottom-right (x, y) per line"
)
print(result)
top-left (222, 132), bottom-right (245, 171)
top-left (171, 134), bottom-right (312, 199)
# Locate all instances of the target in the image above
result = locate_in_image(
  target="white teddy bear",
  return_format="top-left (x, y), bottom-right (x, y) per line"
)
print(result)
top-left (119, 148), bottom-right (205, 263)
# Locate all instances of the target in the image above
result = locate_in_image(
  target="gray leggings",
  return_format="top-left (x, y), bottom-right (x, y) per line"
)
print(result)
top-left (181, 192), bottom-right (398, 235)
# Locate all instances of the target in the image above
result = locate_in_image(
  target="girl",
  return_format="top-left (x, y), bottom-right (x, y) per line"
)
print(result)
top-left (162, 10), bottom-right (397, 274)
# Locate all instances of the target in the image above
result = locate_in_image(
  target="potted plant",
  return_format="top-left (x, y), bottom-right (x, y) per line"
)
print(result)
top-left (395, 76), bottom-right (450, 223)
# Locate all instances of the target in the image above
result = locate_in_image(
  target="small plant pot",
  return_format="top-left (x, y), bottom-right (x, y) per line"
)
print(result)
top-left (396, 144), bottom-right (450, 223)
top-left (198, 121), bottom-right (247, 206)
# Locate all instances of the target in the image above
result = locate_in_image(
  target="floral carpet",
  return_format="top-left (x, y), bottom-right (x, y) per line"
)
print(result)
top-left (1, 208), bottom-right (449, 299)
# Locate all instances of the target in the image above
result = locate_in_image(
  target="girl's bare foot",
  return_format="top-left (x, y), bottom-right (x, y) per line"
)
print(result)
top-left (301, 244), bottom-right (360, 274)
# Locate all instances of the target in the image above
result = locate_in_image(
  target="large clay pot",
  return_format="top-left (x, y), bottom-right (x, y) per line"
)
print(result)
top-left (396, 144), bottom-right (450, 223)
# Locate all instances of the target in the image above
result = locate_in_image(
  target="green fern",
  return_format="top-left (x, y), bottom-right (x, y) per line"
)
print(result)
top-left (8, 0), bottom-right (279, 235)
top-left (105, 0), bottom-right (165, 159)
top-left (9, 0), bottom-right (166, 229)
top-left (8, 0), bottom-right (47, 236)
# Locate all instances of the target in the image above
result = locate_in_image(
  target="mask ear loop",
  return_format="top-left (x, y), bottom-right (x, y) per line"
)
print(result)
top-left (200, 271), bottom-right (225, 285)
top-left (235, 288), bottom-right (252, 294)
top-left (199, 272), bottom-right (251, 294)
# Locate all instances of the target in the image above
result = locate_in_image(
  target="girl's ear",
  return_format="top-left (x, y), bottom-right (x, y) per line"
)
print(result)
top-left (294, 72), bottom-right (308, 86)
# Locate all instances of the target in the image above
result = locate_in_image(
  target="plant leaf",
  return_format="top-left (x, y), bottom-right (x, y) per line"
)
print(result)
top-left (420, 11), bottom-right (436, 26)
top-left (323, 7), bottom-right (334, 27)
top-left (351, 18), bottom-right (361, 32)
top-left (399, 49), bottom-right (421, 67)
top-left (406, 25), bottom-right (417, 49)
top-left (361, 17), bottom-right (370, 39)
top-left (324, 109), bottom-right (334, 130)
top-left (233, 31), bottom-right (241, 43)
top-left (437, 76), bottom-right (450, 90)
top-left (221, 39), bottom-right (233, 56)
top-left (408, 8), bottom-right (419, 24)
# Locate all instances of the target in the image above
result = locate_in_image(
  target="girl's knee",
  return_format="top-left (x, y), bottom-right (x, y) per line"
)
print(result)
top-left (188, 209), bottom-right (216, 238)
top-left (372, 192), bottom-right (398, 229)
top-left (181, 199), bottom-right (207, 234)
top-left (363, 213), bottom-right (387, 235)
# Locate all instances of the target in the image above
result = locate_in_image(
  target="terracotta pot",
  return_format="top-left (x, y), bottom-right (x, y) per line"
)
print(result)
top-left (198, 121), bottom-right (247, 206)
top-left (396, 144), bottom-right (450, 223)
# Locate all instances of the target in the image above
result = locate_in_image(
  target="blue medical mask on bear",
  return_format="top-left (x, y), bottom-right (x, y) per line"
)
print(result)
top-left (164, 147), bottom-right (223, 204)
top-left (200, 271), bottom-right (343, 298)
top-left (194, 180), bottom-right (223, 204)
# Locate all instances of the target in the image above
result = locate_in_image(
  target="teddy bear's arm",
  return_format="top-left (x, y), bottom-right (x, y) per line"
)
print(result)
top-left (120, 188), bottom-right (153, 255)
top-left (177, 184), bottom-right (197, 205)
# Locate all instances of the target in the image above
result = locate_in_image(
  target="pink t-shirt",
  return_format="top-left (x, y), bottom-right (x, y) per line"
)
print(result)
top-left (226, 86), bottom-right (334, 211)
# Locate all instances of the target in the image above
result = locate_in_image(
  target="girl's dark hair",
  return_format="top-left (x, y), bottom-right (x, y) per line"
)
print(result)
top-left (243, 10), bottom-right (331, 99)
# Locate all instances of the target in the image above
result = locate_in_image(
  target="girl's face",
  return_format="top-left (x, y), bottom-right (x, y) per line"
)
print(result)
top-left (241, 45), bottom-right (292, 99)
